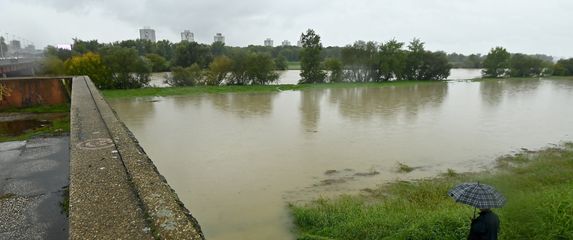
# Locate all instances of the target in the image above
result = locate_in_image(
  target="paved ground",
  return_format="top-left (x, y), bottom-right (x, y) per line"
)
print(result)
top-left (0, 136), bottom-right (69, 240)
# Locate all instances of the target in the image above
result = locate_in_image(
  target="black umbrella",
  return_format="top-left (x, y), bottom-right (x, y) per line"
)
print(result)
top-left (448, 182), bottom-right (506, 209)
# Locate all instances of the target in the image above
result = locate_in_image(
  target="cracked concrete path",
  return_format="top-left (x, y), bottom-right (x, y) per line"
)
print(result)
top-left (0, 136), bottom-right (69, 240)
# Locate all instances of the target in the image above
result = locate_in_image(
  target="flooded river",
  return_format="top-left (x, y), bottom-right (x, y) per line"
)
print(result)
top-left (109, 78), bottom-right (573, 240)
top-left (149, 69), bottom-right (483, 87)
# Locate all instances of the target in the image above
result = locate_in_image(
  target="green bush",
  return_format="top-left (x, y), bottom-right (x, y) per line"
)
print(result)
top-left (291, 145), bottom-right (573, 239)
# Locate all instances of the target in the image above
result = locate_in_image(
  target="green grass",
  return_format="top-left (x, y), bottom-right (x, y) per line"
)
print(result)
top-left (474, 76), bottom-right (573, 82)
top-left (397, 162), bottom-right (415, 173)
top-left (60, 186), bottom-right (69, 217)
top-left (0, 104), bottom-right (70, 113)
top-left (288, 61), bottom-right (301, 70)
top-left (103, 77), bottom-right (573, 100)
top-left (102, 81), bottom-right (441, 99)
top-left (0, 114), bottom-right (70, 142)
top-left (290, 143), bottom-right (573, 240)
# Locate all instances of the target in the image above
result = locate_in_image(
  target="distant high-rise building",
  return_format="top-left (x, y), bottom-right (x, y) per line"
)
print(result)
top-left (24, 44), bottom-right (35, 52)
top-left (9, 40), bottom-right (21, 51)
top-left (297, 40), bottom-right (303, 47)
top-left (139, 27), bottom-right (156, 42)
top-left (264, 38), bottom-right (273, 47)
top-left (214, 33), bottom-right (225, 44)
top-left (8, 40), bottom-right (21, 55)
top-left (181, 30), bottom-right (194, 42)
top-left (281, 40), bottom-right (291, 47)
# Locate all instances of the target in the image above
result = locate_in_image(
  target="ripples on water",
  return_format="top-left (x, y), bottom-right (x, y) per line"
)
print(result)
top-left (109, 78), bottom-right (573, 240)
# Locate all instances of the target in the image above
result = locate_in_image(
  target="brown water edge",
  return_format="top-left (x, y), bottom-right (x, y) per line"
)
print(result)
top-left (108, 79), bottom-right (573, 240)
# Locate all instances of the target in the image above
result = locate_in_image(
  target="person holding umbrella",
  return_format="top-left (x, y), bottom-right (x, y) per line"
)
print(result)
top-left (448, 182), bottom-right (506, 240)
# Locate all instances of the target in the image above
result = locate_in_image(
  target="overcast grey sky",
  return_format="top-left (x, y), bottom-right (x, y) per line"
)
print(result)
top-left (1, 0), bottom-right (572, 57)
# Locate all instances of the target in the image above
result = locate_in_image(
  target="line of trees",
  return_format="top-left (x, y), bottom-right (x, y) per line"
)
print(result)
top-left (42, 39), bottom-right (281, 88)
top-left (41, 31), bottom-right (572, 89)
top-left (481, 47), bottom-right (563, 78)
top-left (298, 30), bottom-right (451, 84)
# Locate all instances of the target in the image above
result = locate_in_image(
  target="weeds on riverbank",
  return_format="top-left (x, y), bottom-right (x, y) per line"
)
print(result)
top-left (0, 109), bottom-right (70, 143)
top-left (290, 143), bottom-right (573, 239)
top-left (0, 104), bottom-right (70, 114)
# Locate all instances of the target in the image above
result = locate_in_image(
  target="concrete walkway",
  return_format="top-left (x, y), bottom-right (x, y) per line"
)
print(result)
top-left (0, 136), bottom-right (69, 240)
top-left (69, 76), bottom-right (203, 239)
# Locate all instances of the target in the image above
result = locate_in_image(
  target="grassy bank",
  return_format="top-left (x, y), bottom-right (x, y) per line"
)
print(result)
top-left (102, 81), bottom-right (440, 99)
top-left (290, 143), bottom-right (573, 239)
top-left (0, 104), bottom-right (70, 114)
top-left (0, 116), bottom-right (69, 142)
top-left (474, 76), bottom-right (573, 82)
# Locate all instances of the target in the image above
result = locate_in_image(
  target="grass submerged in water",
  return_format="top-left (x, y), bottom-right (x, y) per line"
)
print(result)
top-left (290, 143), bottom-right (573, 240)
top-left (102, 81), bottom-right (440, 99)
top-left (0, 104), bottom-right (70, 142)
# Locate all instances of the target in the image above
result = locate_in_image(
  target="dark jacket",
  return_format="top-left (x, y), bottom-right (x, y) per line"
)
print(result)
top-left (468, 209), bottom-right (500, 240)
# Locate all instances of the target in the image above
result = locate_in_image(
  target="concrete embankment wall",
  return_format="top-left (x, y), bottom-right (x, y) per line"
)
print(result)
top-left (0, 77), bottom-right (71, 110)
top-left (69, 76), bottom-right (204, 239)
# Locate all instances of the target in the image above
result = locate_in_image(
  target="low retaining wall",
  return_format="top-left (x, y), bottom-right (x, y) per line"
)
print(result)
top-left (0, 77), bottom-right (71, 110)
top-left (69, 76), bottom-right (204, 239)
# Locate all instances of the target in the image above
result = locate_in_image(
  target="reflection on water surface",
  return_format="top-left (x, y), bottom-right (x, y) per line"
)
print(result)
top-left (109, 78), bottom-right (573, 240)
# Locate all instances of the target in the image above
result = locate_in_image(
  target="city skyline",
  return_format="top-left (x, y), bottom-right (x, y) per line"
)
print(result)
top-left (1, 0), bottom-right (572, 57)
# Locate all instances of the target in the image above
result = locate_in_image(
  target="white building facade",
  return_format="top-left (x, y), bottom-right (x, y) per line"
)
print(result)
top-left (181, 30), bottom-right (194, 42)
top-left (139, 27), bottom-right (156, 42)
top-left (264, 38), bottom-right (274, 47)
top-left (214, 33), bottom-right (225, 44)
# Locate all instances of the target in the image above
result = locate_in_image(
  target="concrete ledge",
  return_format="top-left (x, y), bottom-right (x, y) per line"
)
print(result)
top-left (70, 76), bottom-right (204, 239)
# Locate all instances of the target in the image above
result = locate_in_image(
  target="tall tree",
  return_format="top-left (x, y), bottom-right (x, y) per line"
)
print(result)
top-left (404, 38), bottom-right (426, 80)
top-left (509, 54), bottom-right (544, 77)
top-left (206, 55), bottom-right (233, 85)
top-left (173, 41), bottom-right (213, 68)
top-left (168, 64), bottom-right (204, 86)
top-left (72, 39), bottom-right (102, 55)
top-left (44, 46), bottom-right (72, 61)
top-left (553, 58), bottom-right (573, 76)
top-left (145, 53), bottom-right (169, 72)
top-left (100, 47), bottom-right (151, 89)
top-left (482, 47), bottom-right (510, 78)
top-left (274, 55), bottom-right (288, 70)
top-left (324, 58), bottom-right (343, 82)
top-left (299, 29), bottom-right (326, 84)
top-left (379, 39), bottom-right (406, 81)
top-left (64, 52), bottom-right (113, 89)
top-left (211, 42), bottom-right (226, 57)
top-left (417, 51), bottom-right (451, 80)
top-left (155, 40), bottom-right (174, 60)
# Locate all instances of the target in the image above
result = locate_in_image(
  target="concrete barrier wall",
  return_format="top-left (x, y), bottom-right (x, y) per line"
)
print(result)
top-left (69, 76), bottom-right (204, 239)
top-left (0, 77), bottom-right (71, 110)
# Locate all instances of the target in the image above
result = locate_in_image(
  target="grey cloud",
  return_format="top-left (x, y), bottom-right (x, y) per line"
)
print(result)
top-left (2, 0), bottom-right (573, 57)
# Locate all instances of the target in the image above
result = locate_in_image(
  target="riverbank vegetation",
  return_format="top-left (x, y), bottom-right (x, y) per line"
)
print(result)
top-left (290, 143), bottom-right (573, 239)
top-left (102, 76), bottom-right (573, 99)
top-left (102, 80), bottom-right (438, 99)
top-left (41, 29), bottom-right (572, 90)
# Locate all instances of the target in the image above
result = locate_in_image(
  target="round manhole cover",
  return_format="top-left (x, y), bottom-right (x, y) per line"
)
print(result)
top-left (77, 138), bottom-right (114, 150)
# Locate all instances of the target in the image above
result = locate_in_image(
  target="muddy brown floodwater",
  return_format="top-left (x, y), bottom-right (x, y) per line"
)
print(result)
top-left (109, 78), bottom-right (573, 240)
top-left (148, 69), bottom-right (483, 87)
